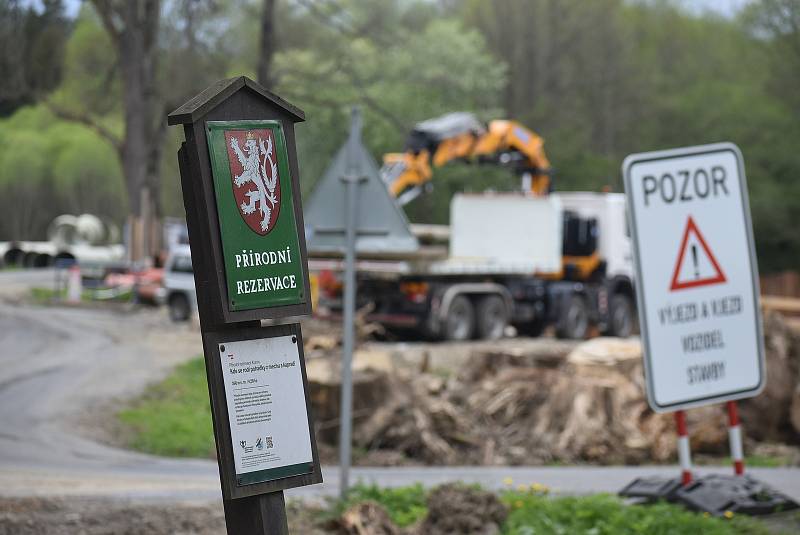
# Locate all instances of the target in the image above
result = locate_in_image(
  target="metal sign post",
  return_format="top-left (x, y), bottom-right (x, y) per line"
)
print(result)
top-left (168, 77), bottom-right (322, 535)
top-left (338, 109), bottom-right (366, 498)
top-left (303, 107), bottom-right (418, 498)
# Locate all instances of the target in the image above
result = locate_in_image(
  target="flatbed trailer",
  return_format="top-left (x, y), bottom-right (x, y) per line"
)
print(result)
top-left (311, 192), bottom-right (637, 341)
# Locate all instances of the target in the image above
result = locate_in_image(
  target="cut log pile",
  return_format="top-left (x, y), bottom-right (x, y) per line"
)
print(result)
top-left (306, 311), bottom-right (800, 465)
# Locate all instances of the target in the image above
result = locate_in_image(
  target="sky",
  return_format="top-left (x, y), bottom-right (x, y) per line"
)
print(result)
top-left (681, 0), bottom-right (751, 16)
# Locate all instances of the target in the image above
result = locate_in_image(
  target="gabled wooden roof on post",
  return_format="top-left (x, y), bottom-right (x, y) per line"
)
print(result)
top-left (167, 76), bottom-right (305, 126)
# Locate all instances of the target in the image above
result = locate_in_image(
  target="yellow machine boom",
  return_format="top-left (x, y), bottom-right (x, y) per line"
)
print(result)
top-left (382, 113), bottom-right (553, 204)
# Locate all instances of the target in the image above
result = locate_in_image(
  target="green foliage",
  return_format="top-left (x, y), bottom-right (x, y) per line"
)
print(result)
top-left (51, 8), bottom-right (120, 117)
top-left (52, 127), bottom-right (126, 211)
top-left (693, 454), bottom-right (792, 468)
top-left (0, 104), bottom-right (125, 240)
top-left (328, 483), bottom-right (429, 528)
top-left (118, 357), bottom-right (215, 458)
top-left (3, 0), bottom-right (800, 271)
top-left (453, 0), bottom-right (800, 271)
top-left (500, 491), bottom-right (771, 535)
top-left (0, 0), bottom-right (69, 115)
top-left (0, 130), bottom-right (49, 188)
top-left (28, 285), bottom-right (133, 304)
top-left (272, 1), bottom-right (506, 197)
top-left (321, 483), bottom-right (775, 534)
top-left (29, 286), bottom-right (64, 303)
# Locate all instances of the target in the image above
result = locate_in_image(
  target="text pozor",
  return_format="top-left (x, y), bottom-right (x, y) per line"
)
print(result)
top-left (643, 166), bottom-right (729, 206)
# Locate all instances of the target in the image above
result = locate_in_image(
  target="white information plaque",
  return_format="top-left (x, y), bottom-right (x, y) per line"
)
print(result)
top-left (219, 334), bottom-right (313, 483)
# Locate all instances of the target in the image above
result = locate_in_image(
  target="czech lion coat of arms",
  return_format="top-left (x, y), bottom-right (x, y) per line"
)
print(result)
top-left (224, 129), bottom-right (281, 235)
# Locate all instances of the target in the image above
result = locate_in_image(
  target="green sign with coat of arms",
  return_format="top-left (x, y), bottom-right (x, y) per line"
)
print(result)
top-left (206, 120), bottom-right (305, 312)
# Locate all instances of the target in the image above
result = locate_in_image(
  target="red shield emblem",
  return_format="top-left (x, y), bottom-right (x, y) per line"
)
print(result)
top-left (224, 129), bottom-right (281, 236)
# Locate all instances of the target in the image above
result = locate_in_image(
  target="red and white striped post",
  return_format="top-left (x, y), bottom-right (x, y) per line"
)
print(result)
top-left (675, 410), bottom-right (693, 485)
top-left (726, 401), bottom-right (745, 476)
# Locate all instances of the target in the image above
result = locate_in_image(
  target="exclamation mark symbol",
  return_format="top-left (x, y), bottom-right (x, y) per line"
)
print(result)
top-left (691, 245), bottom-right (699, 279)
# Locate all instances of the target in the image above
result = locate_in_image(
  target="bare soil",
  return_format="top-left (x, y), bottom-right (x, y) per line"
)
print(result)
top-left (0, 497), bottom-right (325, 535)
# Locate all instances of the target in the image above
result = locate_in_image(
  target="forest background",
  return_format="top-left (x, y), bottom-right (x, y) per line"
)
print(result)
top-left (1, 0), bottom-right (798, 271)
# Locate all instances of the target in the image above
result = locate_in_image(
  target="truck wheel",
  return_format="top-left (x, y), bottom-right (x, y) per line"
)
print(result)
top-left (476, 295), bottom-right (508, 340)
top-left (168, 293), bottom-right (190, 322)
top-left (556, 295), bottom-right (589, 339)
top-left (608, 294), bottom-right (635, 338)
top-left (444, 295), bottom-right (475, 341)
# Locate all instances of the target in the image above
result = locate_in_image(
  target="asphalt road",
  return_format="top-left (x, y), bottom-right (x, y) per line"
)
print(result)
top-left (1, 269), bottom-right (799, 505)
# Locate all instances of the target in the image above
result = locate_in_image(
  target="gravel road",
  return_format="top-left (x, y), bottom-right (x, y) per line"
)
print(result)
top-left (1, 269), bottom-right (798, 508)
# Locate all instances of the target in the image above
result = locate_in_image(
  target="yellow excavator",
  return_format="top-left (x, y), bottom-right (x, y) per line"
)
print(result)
top-left (381, 112), bottom-right (553, 205)
top-left (381, 112), bottom-right (604, 283)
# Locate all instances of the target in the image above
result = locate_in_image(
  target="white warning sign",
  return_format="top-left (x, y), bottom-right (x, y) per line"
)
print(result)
top-left (623, 143), bottom-right (765, 412)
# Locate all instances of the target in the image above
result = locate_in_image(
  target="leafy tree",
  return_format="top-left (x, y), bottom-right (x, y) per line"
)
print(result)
top-left (43, 1), bottom-right (237, 258)
top-left (1, 0), bottom-right (799, 271)
top-left (743, 0), bottom-right (800, 117)
top-left (0, 104), bottom-right (126, 240)
top-left (271, 1), bottom-right (506, 222)
top-left (739, 0), bottom-right (800, 269)
top-left (0, 0), bottom-right (69, 116)
top-left (455, 0), bottom-right (800, 269)
top-left (0, 129), bottom-right (51, 239)
top-left (51, 126), bottom-right (126, 217)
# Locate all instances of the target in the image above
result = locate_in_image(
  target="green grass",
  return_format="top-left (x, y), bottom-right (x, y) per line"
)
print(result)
top-left (743, 455), bottom-right (791, 468)
top-left (326, 483), bottom-right (428, 527)
top-left (117, 357), bottom-right (215, 458)
top-left (29, 285), bottom-right (134, 303)
top-left (500, 490), bottom-right (773, 535)
top-left (695, 455), bottom-right (792, 468)
top-left (30, 286), bottom-right (65, 302)
top-left (321, 483), bottom-right (775, 534)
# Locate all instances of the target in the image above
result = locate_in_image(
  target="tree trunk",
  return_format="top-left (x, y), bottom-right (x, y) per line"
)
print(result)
top-left (92, 0), bottom-right (162, 262)
top-left (257, 0), bottom-right (276, 89)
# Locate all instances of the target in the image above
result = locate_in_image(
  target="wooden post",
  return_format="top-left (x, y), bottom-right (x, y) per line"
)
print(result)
top-left (223, 492), bottom-right (288, 535)
top-left (168, 77), bottom-right (322, 534)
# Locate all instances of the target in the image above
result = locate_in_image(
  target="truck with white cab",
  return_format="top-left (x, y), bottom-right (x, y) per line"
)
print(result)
top-left (329, 191), bottom-right (636, 340)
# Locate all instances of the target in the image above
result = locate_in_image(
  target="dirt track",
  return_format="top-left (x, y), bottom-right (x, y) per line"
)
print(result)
top-left (0, 497), bottom-right (325, 535)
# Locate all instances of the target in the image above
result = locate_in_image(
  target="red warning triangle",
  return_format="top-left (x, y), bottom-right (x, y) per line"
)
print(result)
top-left (669, 216), bottom-right (726, 291)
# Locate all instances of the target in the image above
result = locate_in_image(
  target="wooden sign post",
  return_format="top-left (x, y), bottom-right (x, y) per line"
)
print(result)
top-left (168, 76), bottom-right (322, 534)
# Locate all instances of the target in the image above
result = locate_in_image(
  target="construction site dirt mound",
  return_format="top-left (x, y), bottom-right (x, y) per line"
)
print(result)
top-left (337, 501), bottom-right (401, 535)
top-left (307, 311), bottom-right (800, 466)
top-left (414, 483), bottom-right (507, 535)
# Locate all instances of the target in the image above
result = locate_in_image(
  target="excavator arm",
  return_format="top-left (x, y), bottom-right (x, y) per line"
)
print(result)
top-left (382, 113), bottom-right (553, 204)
